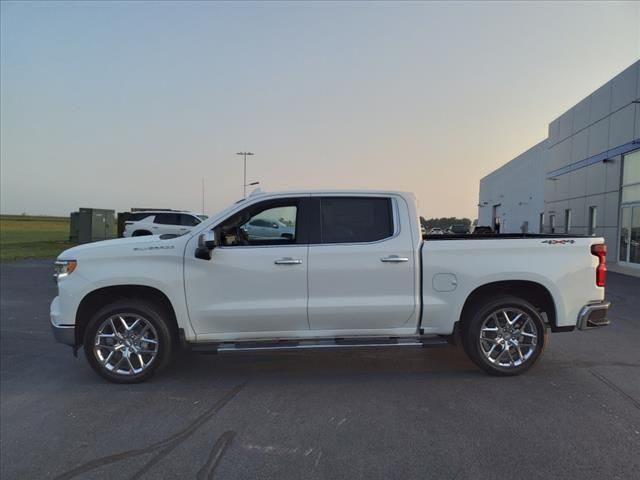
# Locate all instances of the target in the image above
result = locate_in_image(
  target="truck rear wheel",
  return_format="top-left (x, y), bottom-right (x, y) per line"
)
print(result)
top-left (83, 299), bottom-right (173, 383)
top-left (462, 295), bottom-right (547, 376)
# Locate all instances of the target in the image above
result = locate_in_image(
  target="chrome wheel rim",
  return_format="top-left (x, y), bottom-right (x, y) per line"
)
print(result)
top-left (479, 307), bottom-right (538, 368)
top-left (94, 314), bottom-right (159, 376)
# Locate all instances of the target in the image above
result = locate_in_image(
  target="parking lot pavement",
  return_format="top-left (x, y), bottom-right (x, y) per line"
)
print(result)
top-left (1, 259), bottom-right (639, 480)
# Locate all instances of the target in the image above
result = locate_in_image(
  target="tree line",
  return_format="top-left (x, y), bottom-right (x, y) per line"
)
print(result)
top-left (420, 217), bottom-right (473, 230)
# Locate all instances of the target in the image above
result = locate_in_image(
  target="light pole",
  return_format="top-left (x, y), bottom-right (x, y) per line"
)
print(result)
top-left (236, 152), bottom-right (255, 197)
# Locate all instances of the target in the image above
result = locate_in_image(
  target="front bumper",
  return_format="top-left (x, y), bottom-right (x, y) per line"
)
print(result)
top-left (50, 296), bottom-right (75, 346)
top-left (577, 301), bottom-right (611, 330)
top-left (51, 323), bottom-right (75, 345)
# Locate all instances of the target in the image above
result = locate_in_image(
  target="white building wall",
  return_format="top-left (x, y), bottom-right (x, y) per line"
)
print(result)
top-left (478, 140), bottom-right (546, 233)
top-left (545, 60), bottom-right (640, 261)
top-left (478, 59), bottom-right (640, 267)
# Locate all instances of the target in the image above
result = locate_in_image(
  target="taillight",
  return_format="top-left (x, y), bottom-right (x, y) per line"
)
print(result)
top-left (591, 243), bottom-right (606, 287)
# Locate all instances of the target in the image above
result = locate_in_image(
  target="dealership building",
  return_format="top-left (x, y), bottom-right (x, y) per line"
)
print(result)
top-left (478, 60), bottom-right (640, 272)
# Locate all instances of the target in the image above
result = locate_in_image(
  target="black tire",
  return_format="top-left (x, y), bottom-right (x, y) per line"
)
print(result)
top-left (461, 295), bottom-right (547, 376)
top-left (132, 230), bottom-right (152, 237)
top-left (83, 299), bottom-right (173, 383)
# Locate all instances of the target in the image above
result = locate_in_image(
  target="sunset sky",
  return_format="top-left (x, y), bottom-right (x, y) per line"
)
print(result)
top-left (1, 1), bottom-right (639, 219)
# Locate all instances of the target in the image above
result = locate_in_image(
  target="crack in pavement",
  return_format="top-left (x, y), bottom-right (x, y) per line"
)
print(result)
top-left (590, 370), bottom-right (640, 410)
top-left (196, 431), bottom-right (236, 480)
top-left (52, 382), bottom-right (246, 480)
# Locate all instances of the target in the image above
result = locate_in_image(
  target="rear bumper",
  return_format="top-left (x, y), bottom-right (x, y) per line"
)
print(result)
top-left (577, 301), bottom-right (611, 330)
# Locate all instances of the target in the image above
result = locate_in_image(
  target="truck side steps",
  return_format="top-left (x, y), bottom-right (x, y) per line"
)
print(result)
top-left (189, 336), bottom-right (449, 353)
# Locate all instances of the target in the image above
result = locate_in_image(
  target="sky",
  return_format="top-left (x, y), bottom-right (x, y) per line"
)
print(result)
top-left (1, 1), bottom-right (639, 219)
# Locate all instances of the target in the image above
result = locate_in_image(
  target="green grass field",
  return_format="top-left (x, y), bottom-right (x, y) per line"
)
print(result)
top-left (0, 215), bottom-right (75, 261)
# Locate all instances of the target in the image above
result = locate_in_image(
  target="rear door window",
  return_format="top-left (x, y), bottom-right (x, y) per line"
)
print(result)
top-left (155, 213), bottom-right (180, 225)
top-left (179, 214), bottom-right (200, 226)
top-left (319, 197), bottom-right (393, 244)
top-left (127, 213), bottom-right (154, 222)
top-left (249, 219), bottom-right (271, 227)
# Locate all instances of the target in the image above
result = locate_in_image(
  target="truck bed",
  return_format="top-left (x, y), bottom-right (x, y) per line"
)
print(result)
top-left (419, 235), bottom-right (605, 335)
top-left (424, 233), bottom-right (592, 241)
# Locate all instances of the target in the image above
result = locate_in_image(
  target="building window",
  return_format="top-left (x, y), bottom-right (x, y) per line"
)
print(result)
top-left (619, 150), bottom-right (640, 265)
top-left (621, 149), bottom-right (640, 203)
top-left (564, 209), bottom-right (571, 234)
top-left (588, 206), bottom-right (597, 236)
top-left (549, 214), bottom-right (556, 234)
top-left (539, 213), bottom-right (544, 233)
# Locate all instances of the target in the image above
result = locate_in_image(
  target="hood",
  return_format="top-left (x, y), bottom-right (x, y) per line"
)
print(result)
top-left (57, 235), bottom-right (183, 260)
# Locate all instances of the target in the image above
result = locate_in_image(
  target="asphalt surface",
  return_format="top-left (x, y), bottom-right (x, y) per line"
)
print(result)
top-left (1, 258), bottom-right (639, 480)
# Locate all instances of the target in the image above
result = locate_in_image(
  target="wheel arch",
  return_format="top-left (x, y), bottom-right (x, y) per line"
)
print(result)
top-left (75, 285), bottom-right (179, 350)
top-left (458, 280), bottom-right (561, 333)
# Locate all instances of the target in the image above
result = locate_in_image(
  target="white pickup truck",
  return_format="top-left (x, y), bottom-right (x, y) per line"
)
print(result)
top-left (51, 190), bottom-right (610, 383)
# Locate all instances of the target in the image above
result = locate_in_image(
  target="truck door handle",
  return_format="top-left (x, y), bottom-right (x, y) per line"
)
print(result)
top-left (274, 257), bottom-right (303, 265)
top-left (381, 255), bottom-right (409, 263)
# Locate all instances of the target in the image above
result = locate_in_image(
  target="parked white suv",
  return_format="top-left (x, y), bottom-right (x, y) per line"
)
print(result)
top-left (122, 211), bottom-right (207, 237)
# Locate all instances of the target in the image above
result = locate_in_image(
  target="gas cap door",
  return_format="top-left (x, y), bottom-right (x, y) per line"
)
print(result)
top-left (433, 273), bottom-right (458, 292)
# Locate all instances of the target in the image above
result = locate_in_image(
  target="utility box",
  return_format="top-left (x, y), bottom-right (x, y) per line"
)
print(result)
top-left (71, 208), bottom-right (117, 244)
top-left (69, 212), bottom-right (80, 243)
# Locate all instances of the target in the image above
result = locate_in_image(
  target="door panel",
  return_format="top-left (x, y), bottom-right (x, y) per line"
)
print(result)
top-left (307, 196), bottom-right (417, 331)
top-left (620, 207), bottom-right (631, 262)
top-left (154, 213), bottom-right (182, 236)
top-left (308, 243), bottom-right (416, 330)
top-left (630, 206), bottom-right (640, 265)
top-left (184, 197), bottom-right (309, 336)
top-left (184, 245), bottom-right (309, 334)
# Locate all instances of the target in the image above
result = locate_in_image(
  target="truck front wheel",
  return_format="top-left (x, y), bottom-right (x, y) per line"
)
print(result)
top-left (462, 295), bottom-right (547, 376)
top-left (83, 299), bottom-right (173, 383)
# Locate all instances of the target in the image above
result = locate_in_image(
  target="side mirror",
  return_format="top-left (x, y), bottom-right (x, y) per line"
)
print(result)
top-left (200, 230), bottom-right (217, 249)
top-left (195, 231), bottom-right (217, 260)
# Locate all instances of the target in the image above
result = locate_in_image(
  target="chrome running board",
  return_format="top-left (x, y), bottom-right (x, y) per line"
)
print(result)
top-left (190, 336), bottom-right (449, 353)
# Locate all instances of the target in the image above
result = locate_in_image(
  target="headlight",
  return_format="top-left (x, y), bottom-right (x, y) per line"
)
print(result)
top-left (54, 260), bottom-right (77, 282)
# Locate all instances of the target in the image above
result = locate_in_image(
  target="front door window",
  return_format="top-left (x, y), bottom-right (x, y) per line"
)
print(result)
top-left (219, 203), bottom-right (298, 246)
top-left (240, 206), bottom-right (297, 242)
